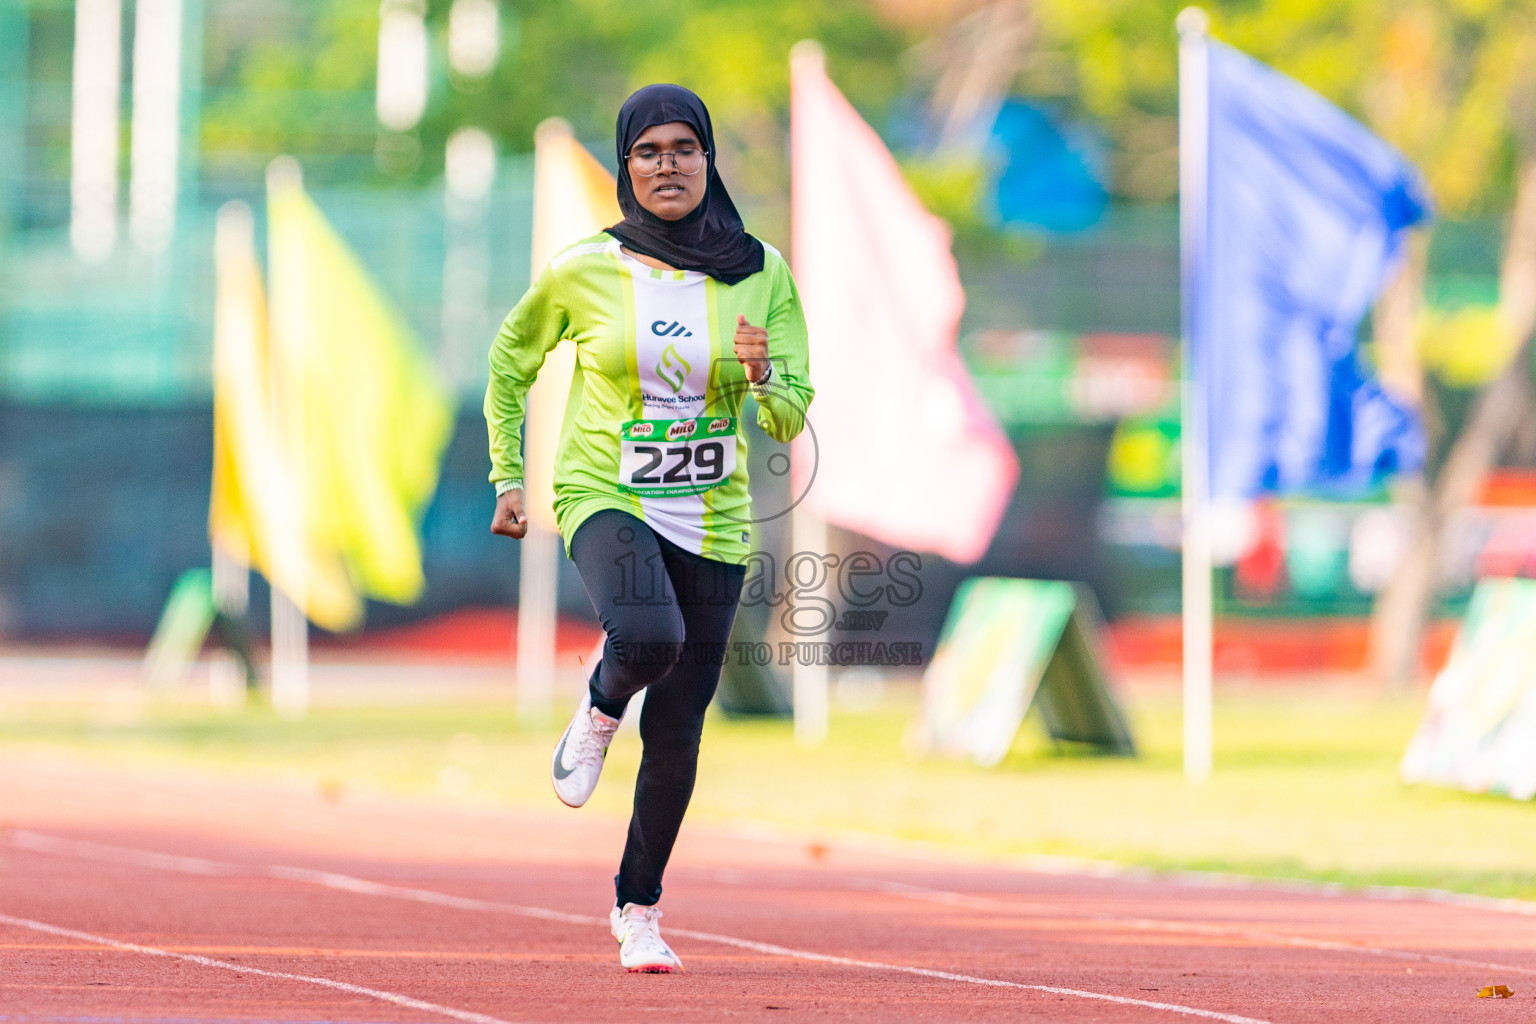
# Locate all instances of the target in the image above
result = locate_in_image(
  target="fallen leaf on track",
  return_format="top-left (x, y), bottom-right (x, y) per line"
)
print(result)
top-left (1476, 985), bottom-right (1514, 998)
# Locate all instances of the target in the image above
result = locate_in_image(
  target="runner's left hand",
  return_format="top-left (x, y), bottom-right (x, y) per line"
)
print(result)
top-left (733, 315), bottom-right (770, 385)
top-left (490, 488), bottom-right (528, 540)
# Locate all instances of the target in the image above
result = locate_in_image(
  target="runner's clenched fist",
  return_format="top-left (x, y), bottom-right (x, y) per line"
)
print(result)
top-left (490, 487), bottom-right (528, 539)
top-left (733, 314), bottom-right (770, 385)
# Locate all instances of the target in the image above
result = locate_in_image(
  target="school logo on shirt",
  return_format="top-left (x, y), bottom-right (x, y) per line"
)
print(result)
top-left (651, 320), bottom-right (693, 338)
top-left (655, 343), bottom-right (692, 393)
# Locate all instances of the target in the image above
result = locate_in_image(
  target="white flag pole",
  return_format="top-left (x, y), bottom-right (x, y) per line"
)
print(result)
top-left (209, 535), bottom-right (249, 708)
top-left (790, 502), bottom-right (829, 746)
top-left (267, 156), bottom-right (310, 720)
top-left (1178, 7), bottom-right (1213, 783)
top-left (516, 526), bottom-right (558, 722)
top-left (127, 0), bottom-right (183, 255)
top-left (515, 119), bottom-right (570, 724)
top-left (69, 0), bottom-right (123, 262)
top-left (210, 202), bottom-right (254, 709)
top-left (442, 126), bottom-right (495, 394)
top-left (789, 40), bottom-right (830, 748)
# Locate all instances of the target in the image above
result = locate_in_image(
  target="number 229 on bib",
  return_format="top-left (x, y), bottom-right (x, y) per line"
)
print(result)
top-left (618, 417), bottom-right (737, 498)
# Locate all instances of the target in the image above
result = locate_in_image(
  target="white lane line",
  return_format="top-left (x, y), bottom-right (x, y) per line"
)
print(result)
top-left (0, 912), bottom-right (517, 1024)
top-left (712, 816), bottom-right (1536, 918)
top-left (9, 832), bottom-right (241, 877)
top-left (656, 922), bottom-right (1273, 1024)
top-left (262, 866), bottom-right (1274, 1022)
top-left (8, 830), bottom-right (1271, 1024)
top-left (852, 878), bottom-right (1536, 977)
top-left (264, 863), bottom-right (606, 929)
top-left (264, 865), bottom-right (1276, 1022)
top-left (27, 828), bottom-right (1527, 980)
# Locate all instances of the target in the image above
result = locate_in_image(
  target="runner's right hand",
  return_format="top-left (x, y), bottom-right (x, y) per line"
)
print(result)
top-left (491, 488), bottom-right (528, 539)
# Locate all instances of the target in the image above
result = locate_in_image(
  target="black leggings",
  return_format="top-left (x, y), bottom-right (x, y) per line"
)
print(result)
top-left (568, 509), bottom-right (745, 908)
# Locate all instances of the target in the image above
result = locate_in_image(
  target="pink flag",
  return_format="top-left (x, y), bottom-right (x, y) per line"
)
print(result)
top-left (790, 44), bottom-right (1017, 564)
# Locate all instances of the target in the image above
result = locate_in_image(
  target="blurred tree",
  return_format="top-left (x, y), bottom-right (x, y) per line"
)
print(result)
top-left (1330, 1), bottom-right (1536, 690)
top-left (893, 2), bottom-right (1041, 254)
top-left (174, 2), bottom-right (1536, 684)
top-left (198, 0), bottom-right (910, 242)
top-left (200, 1), bottom-right (382, 172)
top-left (1013, 0), bottom-right (1536, 686)
top-left (1021, 0), bottom-right (1185, 202)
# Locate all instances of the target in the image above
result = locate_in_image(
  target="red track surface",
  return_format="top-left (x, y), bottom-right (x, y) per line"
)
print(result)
top-left (2, 751), bottom-right (1532, 1023)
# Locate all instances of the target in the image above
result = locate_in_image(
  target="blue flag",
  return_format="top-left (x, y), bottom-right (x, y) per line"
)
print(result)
top-left (1192, 41), bottom-right (1432, 499)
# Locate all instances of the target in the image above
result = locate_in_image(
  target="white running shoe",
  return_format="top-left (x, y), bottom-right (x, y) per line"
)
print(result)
top-left (610, 902), bottom-right (684, 973)
top-left (550, 688), bottom-right (621, 808)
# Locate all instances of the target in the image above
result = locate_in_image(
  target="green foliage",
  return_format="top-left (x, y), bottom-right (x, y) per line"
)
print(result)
top-left (26, 0), bottom-right (1526, 240)
top-left (8, 686), bottom-right (1536, 899)
top-left (1024, 0), bottom-right (1186, 201)
top-left (198, 0), bottom-right (910, 226)
top-left (27, 0), bottom-right (1536, 247)
top-left (898, 155), bottom-right (989, 234)
top-left (1021, 0), bottom-right (1536, 212)
top-left (201, 1), bottom-right (381, 150)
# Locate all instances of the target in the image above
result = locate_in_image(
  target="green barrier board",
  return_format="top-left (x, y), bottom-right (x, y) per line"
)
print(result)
top-left (910, 577), bottom-right (1136, 765)
top-left (143, 569), bottom-right (218, 689)
top-left (143, 568), bottom-right (258, 691)
top-left (717, 596), bottom-right (792, 717)
top-left (1401, 577), bottom-right (1536, 799)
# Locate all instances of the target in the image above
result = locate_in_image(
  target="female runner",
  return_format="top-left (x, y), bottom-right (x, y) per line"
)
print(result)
top-left (486, 84), bottom-right (813, 973)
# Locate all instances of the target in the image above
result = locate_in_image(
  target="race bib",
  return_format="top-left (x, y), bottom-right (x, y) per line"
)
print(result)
top-left (618, 416), bottom-right (737, 497)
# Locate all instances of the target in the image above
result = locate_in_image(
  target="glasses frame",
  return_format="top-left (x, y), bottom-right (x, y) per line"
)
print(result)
top-left (625, 146), bottom-right (710, 178)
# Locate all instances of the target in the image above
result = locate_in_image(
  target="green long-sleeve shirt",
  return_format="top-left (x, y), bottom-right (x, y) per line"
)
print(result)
top-left (485, 233), bottom-right (814, 563)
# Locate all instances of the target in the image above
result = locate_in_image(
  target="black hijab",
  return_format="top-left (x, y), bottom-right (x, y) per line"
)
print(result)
top-left (608, 84), bottom-right (765, 285)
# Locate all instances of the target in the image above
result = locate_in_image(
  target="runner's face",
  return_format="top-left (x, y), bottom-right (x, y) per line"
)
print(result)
top-left (629, 122), bottom-right (706, 221)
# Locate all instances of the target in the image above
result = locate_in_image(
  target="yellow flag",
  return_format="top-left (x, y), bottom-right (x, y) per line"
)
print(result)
top-left (263, 159), bottom-right (454, 630)
top-left (1418, 304), bottom-right (1521, 389)
top-left (524, 118), bottom-right (622, 530)
top-left (209, 200), bottom-right (271, 569)
top-left (208, 200), bottom-right (360, 630)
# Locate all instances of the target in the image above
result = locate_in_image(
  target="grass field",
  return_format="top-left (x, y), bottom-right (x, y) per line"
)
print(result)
top-left (3, 676), bottom-right (1533, 901)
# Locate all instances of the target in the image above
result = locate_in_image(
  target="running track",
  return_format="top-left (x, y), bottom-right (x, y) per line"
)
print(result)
top-left (2, 751), bottom-right (1531, 1022)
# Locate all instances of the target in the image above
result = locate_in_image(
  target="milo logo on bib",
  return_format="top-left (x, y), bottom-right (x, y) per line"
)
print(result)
top-left (628, 422), bottom-right (654, 438)
top-left (708, 417), bottom-right (731, 434)
top-left (666, 420), bottom-right (698, 441)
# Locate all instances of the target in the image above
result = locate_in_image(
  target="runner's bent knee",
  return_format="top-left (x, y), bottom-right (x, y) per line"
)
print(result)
top-left (606, 612), bottom-right (685, 688)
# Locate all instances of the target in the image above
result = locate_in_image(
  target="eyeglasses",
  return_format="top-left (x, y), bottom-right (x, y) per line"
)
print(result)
top-left (626, 145), bottom-right (708, 177)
